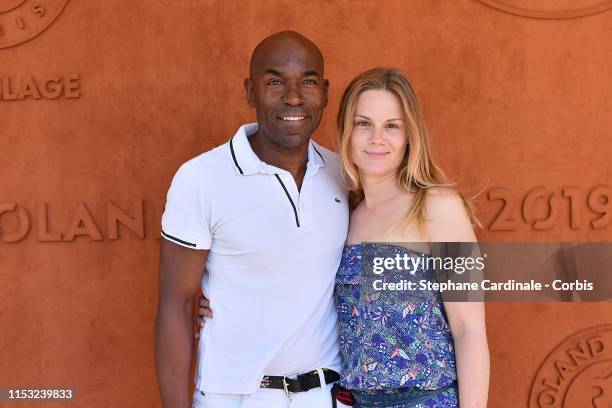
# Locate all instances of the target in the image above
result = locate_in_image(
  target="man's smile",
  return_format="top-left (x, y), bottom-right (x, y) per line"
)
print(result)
top-left (277, 114), bottom-right (309, 124)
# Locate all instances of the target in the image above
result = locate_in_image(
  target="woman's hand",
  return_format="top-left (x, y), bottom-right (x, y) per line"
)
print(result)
top-left (194, 294), bottom-right (213, 339)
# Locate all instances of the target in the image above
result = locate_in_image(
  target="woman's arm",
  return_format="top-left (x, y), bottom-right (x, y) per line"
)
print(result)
top-left (425, 188), bottom-right (490, 407)
top-left (444, 301), bottom-right (489, 407)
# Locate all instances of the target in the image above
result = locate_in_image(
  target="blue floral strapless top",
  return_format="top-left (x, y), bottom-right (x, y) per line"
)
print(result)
top-left (334, 242), bottom-right (457, 391)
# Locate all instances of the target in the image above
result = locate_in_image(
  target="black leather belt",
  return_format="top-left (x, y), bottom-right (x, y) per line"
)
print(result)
top-left (260, 368), bottom-right (340, 395)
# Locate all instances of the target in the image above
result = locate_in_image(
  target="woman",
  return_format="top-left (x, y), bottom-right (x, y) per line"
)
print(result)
top-left (198, 68), bottom-right (489, 407)
top-left (332, 68), bottom-right (489, 407)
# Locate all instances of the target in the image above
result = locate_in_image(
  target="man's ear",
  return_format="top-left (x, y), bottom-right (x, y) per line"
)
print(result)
top-left (244, 78), bottom-right (256, 108)
top-left (323, 79), bottom-right (329, 108)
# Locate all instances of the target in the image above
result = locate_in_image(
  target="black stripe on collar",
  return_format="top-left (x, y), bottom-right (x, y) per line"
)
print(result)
top-left (274, 174), bottom-right (300, 228)
top-left (229, 137), bottom-right (244, 175)
top-left (312, 144), bottom-right (325, 164)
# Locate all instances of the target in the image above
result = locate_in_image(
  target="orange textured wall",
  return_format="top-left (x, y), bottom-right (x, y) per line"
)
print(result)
top-left (1, 1), bottom-right (611, 407)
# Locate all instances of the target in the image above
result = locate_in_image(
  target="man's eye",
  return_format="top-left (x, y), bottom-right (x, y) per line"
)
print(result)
top-left (267, 79), bottom-right (282, 85)
top-left (303, 79), bottom-right (317, 85)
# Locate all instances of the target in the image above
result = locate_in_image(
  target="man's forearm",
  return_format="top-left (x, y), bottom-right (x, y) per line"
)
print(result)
top-left (154, 302), bottom-right (194, 408)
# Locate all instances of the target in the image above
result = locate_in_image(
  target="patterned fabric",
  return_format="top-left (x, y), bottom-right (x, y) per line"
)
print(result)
top-left (334, 242), bottom-right (458, 406)
top-left (352, 383), bottom-right (458, 408)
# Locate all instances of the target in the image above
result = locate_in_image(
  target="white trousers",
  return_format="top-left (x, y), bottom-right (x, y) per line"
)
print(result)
top-left (192, 369), bottom-right (335, 408)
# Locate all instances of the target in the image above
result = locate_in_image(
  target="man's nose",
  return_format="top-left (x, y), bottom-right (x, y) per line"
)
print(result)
top-left (282, 82), bottom-right (304, 106)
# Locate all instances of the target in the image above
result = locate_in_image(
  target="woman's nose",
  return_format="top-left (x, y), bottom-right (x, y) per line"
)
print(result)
top-left (369, 126), bottom-right (384, 143)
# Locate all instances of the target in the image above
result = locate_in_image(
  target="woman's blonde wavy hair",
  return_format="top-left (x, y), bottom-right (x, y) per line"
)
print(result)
top-left (336, 68), bottom-right (483, 236)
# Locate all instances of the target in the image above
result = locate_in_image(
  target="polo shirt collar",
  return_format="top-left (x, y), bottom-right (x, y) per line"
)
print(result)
top-left (229, 123), bottom-right (326, 176)
top-left (229, 123), bottom-right (261, 175)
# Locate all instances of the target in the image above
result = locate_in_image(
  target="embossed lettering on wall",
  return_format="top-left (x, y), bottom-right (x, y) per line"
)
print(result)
top-left (0, 74), bottom-right (80, 101)
top-left (487, 186), bottom-right (611, 231)
top-left (475, 0), bottom-right (612, 19)
top-left (0, 200), bottom-right (163, 243)
top-left (0, 0), bottom-right (69, 48)
top-left (529, 325), bottom-right (612, 407)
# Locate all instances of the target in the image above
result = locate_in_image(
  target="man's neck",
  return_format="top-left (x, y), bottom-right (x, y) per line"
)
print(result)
top-left (248, 131), bottom-right (309, 190)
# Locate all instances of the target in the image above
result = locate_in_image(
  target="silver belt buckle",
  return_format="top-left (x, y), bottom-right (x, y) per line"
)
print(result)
top-left (282, 376), bottom-right (292, 396)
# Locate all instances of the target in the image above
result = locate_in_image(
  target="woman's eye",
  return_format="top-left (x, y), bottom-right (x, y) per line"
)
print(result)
top-left (386, 123), bottom-right (399, 129)
top-left (355, 121), bottom-right (370, 127)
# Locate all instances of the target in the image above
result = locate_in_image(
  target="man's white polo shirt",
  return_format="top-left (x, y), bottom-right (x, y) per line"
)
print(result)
top-left (161, 123), bottom-right (349, 394)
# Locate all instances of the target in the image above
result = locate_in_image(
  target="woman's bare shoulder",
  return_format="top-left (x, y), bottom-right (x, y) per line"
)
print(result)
top-left (424, 187), bottom-right (476, 242)
top-left (425, 187), bottom-right (463, 211)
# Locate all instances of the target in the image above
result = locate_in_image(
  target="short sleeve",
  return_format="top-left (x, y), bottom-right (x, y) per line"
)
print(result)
top-left (161, 162), bottom-right (212, 250)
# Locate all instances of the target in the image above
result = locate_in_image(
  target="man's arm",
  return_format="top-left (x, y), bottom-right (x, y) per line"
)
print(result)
top-left (155, 238), bottom-right (208, 408)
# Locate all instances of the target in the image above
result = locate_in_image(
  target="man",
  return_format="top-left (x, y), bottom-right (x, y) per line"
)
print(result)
top-left (154, 31), bottom-right (348, 408)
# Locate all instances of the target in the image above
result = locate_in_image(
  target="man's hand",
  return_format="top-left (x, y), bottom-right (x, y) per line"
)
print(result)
top-left (194, 294), bottom-right (213, 339)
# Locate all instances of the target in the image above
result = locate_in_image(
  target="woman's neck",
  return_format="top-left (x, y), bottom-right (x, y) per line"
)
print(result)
top-left (360, 172), bottom-right (404, 209)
